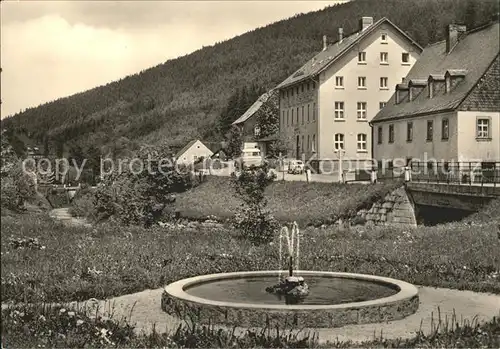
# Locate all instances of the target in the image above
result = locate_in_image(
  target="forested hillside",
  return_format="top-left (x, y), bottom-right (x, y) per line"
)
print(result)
top-left (2, 0), bottom-right (498, 157)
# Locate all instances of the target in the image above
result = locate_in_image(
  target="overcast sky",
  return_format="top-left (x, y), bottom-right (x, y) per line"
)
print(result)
top-left (1, 0), bottom-right (347, 118)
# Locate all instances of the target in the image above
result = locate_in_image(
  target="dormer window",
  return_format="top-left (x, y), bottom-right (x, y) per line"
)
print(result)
top-left (445, 69), bottom-right (467, 93)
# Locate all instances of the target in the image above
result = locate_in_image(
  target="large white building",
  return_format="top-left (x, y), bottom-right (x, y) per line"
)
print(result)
top-left (276, 16), bottom-right (422, 173)
top-left (371, 21), bottom-right (499, 179)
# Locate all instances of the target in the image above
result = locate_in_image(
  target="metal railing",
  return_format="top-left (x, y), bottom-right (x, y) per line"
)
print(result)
top-left (409, 161), bottom-right (500, 187)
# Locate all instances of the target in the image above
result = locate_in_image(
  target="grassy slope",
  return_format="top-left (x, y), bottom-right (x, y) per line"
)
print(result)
top-left (175, 176), bottom-right (403, 226)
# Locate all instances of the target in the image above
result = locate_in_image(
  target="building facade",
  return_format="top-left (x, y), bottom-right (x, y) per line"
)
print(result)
top-left (276, 17), bottom-right (422, 172)
top-left (371, 21), bottom-right (500, 173)
top-left (175, 139), bottom-right (214, 165)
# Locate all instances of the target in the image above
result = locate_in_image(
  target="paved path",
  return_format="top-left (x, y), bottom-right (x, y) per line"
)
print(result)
top-left (49, 208), bottom-right (92, 228)
top-left (57, 286), bottom-right (499, 344)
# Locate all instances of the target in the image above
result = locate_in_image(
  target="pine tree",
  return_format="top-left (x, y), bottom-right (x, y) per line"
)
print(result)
top-left (226, 126), bottom-right (243, 159)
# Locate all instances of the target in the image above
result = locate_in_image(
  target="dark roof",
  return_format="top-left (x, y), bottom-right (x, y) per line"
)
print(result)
top-left (175, 139), bottom-right (198, 158)
top-left (372, 21), bottom-right (500, 123)
top-left (232, 90), bottom-right (278, 125)
top-left (276, 18), bottom-right (423, 90)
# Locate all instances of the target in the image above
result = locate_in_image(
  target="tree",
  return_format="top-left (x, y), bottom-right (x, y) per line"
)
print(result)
top-left (226, 126), bottom-right (243, 159)
top-left (1, 129), bottom-right (18, 177)
top-left (255, 91), bottom-right (279, 138)
top-left (232, 162), bottom-right (278, 244)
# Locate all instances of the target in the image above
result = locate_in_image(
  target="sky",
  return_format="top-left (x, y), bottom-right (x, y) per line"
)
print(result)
top-left (0, 0), bottom-right (348, 118)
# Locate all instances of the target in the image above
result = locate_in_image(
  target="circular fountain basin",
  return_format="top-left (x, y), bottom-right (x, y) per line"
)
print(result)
top-left (161, 271), bottom-right (419, 328)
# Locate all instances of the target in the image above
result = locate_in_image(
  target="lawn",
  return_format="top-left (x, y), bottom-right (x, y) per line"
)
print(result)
top-left (2, 204), bottom-right (499, 304)
top-left (175, 176), bottom-right (403, 226)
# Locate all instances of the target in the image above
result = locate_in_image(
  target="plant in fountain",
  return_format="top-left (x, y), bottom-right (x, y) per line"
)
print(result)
top-left (232, 162), bottom-right (278, 244)
top-left (265, 222), bottom-right (309, 304)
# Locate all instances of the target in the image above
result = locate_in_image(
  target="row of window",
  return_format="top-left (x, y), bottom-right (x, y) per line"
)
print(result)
top-left (280, 81), bottom-right (317, 99)
top-left (298, 134), bottom-right (317, 153)
top-left (333, 133), bottom-right (368, 152)
top-left (281, 103), bottom-right (317, 126)
top-left (335, 76), bottom-right (390, 89)
top-left (334, 101), bottom-right (387, 120)
top-left (377, 118), bottom-right (492, 144)
top-left (357, 51), bottom-right (410, 65)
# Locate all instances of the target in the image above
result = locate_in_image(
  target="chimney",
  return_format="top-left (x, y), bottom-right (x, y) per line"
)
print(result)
top-left (446, 24), bottom-right (466, 54)
top-left (338, 28), bottom-right (343, 43)
top-left (323, 35), bottom-right (327, 51)
top-left (360, 17), bottom-right (374, 31)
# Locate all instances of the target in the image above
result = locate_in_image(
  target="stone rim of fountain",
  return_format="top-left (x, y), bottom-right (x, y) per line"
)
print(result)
top-left (163, 270), bottom-right (419, 310)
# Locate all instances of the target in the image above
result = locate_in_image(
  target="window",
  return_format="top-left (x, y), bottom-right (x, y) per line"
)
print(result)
top-left (312, 134), bottom-right (316, 152)
top-left (296, 107), bottom-right (299, 124)
top-left (381, 33), bottom-right (388, 42)
top-left (301, 135), bottom-right (304, 152)
top-left (335, 76), bottom-right (344, 88)
top-left (287, 110), bottom-right (289, 126)
top-left (377, 126), bottom-right (383, 144)
top-left (291, 89), bottom-right (293, 97)
top-left (380, 77), bottom-right (388, 89)
top-left (313, 103), bottom-right (316, 121)
top-left (441, 118), bottom-right (449, 140)
top-left (358, 52), bottom-right (366, 63)
top-left (379, 102), bottom-right (387, 110)
top-left (307, 83), bottom-right (310, 91)
top-left (307, 135), bottom-right (310, 150)
top-left (357, 133), bottom-right (367, 151)
top-left (402, 52), bottom-right (410, 63)
top-left (334, 102), bottom-right (345, 119)
top-left (477, 118), bottom-right (490, 139)
top-left (426, 120), bottom-right (434, 141)
top-left (301, 106), bottom-right (304, 125)
top-left (281, 111), bottom-right (285, 127)
top-left (291, 109), bottom-right (294, 124)
top-left (389, 124), bottom-right (395, 143)
top-left (407, 122), bottom-right (413, 142)
top-left (334, 133), bottom-right (345, 150)
top-left (358, 76), bottom-right (366, 88)
top-left (301, 85), bottom-right (304, 93)
top-left (307, 104), bottom-right (310, 123)
top-left (380, 52), bottom-right (388, 63)
top-left (357, 102), bottom-right (367, 119)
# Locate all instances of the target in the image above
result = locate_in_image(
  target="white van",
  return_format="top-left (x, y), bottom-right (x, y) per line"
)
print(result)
top-left (235, 148), bottom-right (263, 169)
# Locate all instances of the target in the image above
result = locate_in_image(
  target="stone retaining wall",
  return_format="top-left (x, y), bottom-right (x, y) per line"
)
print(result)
top-left (356, 186), bottom-right (417, 227)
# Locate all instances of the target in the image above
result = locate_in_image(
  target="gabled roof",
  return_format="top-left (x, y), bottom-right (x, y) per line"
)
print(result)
top-left (175, 139), bottom-right (201, 159)
top-left (276, 18), bottom-right (423, 90)
top-left (232, 89), bottom-right (278, 125)
top-left (372, 21), bottom-right (500, 123)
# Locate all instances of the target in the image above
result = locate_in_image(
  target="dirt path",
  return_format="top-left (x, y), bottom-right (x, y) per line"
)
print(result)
top-left (56, 286), bottom-right (499, 344)
top-left (49, 208), bottom-right (92, 228)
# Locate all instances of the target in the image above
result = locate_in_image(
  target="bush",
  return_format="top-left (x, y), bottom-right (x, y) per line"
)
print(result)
top-left (232, 163), bottom-right (279, 244)
top-left (71, 145), bottom-right (195, 226)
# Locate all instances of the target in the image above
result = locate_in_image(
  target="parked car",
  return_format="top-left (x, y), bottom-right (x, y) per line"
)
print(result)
top-left (234, 148), bottom-right (263, 170)
top-left (287, 159), bottom-right (305, 174)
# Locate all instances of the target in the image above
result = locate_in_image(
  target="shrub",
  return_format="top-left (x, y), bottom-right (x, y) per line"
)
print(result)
top-left (73, 144), bottom-right (195, 226)
top-left (232, 163), bottom-right (279, 244)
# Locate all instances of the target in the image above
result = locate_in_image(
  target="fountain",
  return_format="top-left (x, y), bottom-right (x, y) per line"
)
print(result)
top-left (161, 222), bottom-right (419, 328)
top-left (265, 223), bottom-right (309, 303)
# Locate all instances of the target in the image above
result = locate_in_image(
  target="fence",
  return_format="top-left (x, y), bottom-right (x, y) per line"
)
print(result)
top-left (409, 161), bottom-right (500, 187)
